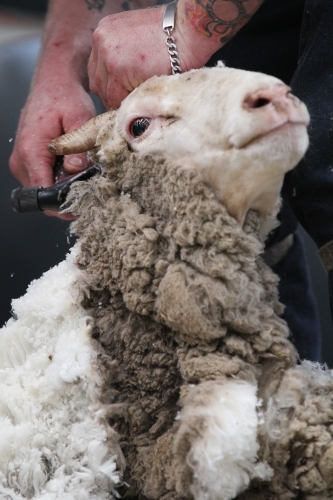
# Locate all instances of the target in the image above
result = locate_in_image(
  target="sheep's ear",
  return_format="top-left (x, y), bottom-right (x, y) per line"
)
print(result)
top-left (48, 111), bottom-right (116, 155)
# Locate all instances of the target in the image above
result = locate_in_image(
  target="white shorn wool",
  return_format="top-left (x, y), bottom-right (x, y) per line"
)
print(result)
top-left (0, 249), bottom-right (123, 499)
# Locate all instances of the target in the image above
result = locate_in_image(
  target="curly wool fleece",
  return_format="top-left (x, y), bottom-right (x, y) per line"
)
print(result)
top-left (66, 147), bottom-right (328, 500)
top-left (1, 146), bottom-right (333, 499)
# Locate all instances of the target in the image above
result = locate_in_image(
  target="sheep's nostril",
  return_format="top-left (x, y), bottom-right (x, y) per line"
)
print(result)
top-left (244, 84), bottom-right (291, 110)
top-left (244, 95), bottom-right (272, 109)
top-left (252, 97), bottom-right (271, 108)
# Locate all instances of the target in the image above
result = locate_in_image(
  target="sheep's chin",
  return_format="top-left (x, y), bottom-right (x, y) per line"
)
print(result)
top-left (242, 122), bottom-right (309, 164)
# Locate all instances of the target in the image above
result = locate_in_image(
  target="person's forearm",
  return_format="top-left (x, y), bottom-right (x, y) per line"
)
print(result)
top-left (35, 0), bottom-right (156, 88)
top-left (34, 0), bottom-right (110, 88)
top-left (177, 0), bottom-right (265, 62)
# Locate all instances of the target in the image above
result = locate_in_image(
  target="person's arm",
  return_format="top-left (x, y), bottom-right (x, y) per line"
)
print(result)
top-left (9, 0), bottom-right (153, 215)
top-left (88, 0), bottom-right (265, 109)
top-left (9, 0), bottom-right (264, 218)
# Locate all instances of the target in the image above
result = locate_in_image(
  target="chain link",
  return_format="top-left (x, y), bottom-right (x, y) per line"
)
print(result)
top-left (163, 2), bottom-right (181, 75)
top-left (164, 28), bottom-right (181, 74)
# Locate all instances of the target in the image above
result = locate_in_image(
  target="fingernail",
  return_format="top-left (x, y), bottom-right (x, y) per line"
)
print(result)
top-left (67, 156), bottom-right (84, 167)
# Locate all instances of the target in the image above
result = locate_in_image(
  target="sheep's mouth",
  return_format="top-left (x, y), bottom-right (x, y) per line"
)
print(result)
top-left (239, 120), bottom-right (308, 150)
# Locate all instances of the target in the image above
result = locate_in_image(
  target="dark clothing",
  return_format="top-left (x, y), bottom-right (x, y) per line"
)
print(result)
top-left (0, 0), bottom-right (46, 13)
top-left (207, 0), bottom-right (323, 361)
top-left (288, 0), bottom-right (333, 326)
top-left (271, 231), bottom-right (321, 361)
top-left (286, 0), bottom-right (333, 344)
top-left (207, 0), bottom-right (305, 85)
top-left (288, 0), bottom-right (333, 251)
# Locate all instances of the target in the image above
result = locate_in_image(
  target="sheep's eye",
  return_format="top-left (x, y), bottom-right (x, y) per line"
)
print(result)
top-left (130, 118), bottom-right (151, 138)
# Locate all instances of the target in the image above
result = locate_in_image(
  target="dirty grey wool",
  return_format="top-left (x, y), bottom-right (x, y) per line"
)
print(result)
top-left (66, 149), bottom-right (333, 499)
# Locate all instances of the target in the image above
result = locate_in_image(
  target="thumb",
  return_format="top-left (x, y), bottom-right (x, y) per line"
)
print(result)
top-left (63, 152), bottom-right (88, 175)
top-left (61, 98), bottom-right (97, 174)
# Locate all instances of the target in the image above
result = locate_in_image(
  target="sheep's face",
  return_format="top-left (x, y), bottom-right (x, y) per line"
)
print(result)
top-left (50, 66), bottom-right (309, 224)
top-left (113, 67), bottom-right (309, 223)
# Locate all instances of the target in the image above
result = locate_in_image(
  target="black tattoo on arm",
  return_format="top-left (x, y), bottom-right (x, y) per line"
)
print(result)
top-left (85, 0), bottom-right (105, 12)
top-left (122, 0), bottom-right (132, 10)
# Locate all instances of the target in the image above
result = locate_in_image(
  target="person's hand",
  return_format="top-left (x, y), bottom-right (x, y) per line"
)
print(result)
top-left (8, 0), bottom-right (112, 218)
top-left (9, 78), bottom-right (96, 219)
top-left (88, 5), bottom-right (220, 110)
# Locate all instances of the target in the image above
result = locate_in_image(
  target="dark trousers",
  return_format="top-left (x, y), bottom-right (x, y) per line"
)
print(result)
top-left (207, 0), bottom-right (322, 361)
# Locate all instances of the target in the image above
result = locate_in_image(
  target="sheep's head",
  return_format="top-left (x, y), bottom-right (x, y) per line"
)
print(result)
top-left (49, 65), bottom-right (309, 225)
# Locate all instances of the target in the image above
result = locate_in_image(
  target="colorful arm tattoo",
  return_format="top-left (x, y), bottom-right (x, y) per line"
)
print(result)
top-left (185, 0), bottom-right (264, 44)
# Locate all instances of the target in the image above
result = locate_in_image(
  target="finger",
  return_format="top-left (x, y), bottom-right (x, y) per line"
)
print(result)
top-left (63, 153), bottom-right (88, 174)
top-left (44, 210), bottom-right (76, 220)
top-left (9, 150), bottom-right (30, 187)
top-left (61, 98), bottom-right (96, 173)
top-left (10, 144), bottom-right (55, 187)
top-left (87, 47), bottom-right (98, 94)
top-left (88, 25), bottom-right (109, 99)
top-left (101, 97), bottom-right (110, 110)
top-left (106, 77), bottom-right (130, 110)
top-left (29, 154), bottom-right (56, 187)
top-left (89, 47), bottom-right (110, 103)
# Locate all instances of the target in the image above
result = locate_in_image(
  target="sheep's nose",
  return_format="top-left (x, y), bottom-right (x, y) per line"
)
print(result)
top-left (244, 84), bottom-right (291, 110)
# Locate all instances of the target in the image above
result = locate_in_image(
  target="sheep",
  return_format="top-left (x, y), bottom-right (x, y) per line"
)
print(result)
top-left (1, 64), bottom-right (332, 500)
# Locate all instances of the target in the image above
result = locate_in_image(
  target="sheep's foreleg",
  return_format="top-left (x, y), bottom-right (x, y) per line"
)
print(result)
top-left (173, 380), bottom-right (273, 500)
